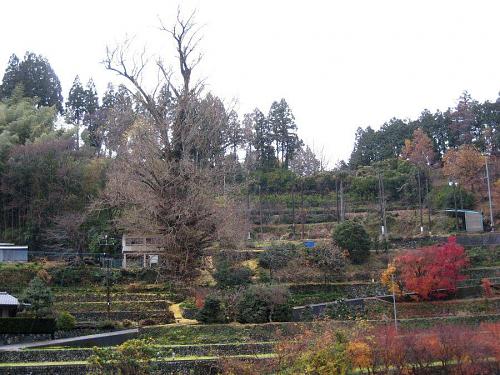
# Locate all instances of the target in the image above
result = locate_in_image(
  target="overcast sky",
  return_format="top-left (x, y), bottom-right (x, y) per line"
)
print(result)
top-left (1, 0), bottom-right (500, 165)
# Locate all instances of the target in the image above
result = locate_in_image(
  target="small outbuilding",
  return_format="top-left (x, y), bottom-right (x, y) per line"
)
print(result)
top-left (0, 292), bottom-right (20, 318)
top-left (443, 209), bottom-right (484, 232)
top-left (0, 243), bottom-right (28, 263)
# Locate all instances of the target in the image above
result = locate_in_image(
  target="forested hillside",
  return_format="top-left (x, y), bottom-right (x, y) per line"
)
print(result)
top-left (1, 46), bottom-right (499, 261)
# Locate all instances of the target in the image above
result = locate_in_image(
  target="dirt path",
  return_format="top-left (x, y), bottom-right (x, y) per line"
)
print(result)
top-left (169, 303), bottom-right (198, 325)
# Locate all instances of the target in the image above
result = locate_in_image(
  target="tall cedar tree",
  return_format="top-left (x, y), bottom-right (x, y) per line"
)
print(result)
top-left (0, 52), bottom-right (63, 112)
top-left (252, 108), bottom-right (276, 170)
top-left (267, 99), bottom-right (301, 168)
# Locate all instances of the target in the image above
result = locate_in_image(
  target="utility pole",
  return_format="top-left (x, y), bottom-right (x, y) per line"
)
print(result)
top-left (449, 181), bottom-right (459, 231)
top-left (485, 155), bottom-right (495, 232)
top-left (417, 170), bottom-right (424, 234)
top-left (246, 187), bottom-right (251, 240)
top-left (426, 161), bottom-right (432, 235)
top-left (378, 172), bottom-right (388, 240)
top-left (259, 184), bottom-right (263, 239)
top-left (106, 256), bottom-right (111, 319)
top-left (301, 180), bottom-right (305, 239)
top-left (339, 178), bottom-right (345, 222)
top-left (101, 235), bottom-right (112, 320)
top-left (391, 273), bottom-right (398, 333)
top-left (291, 184), bottom-right (296, 239)
top-left (335, 178), bottom-right (340, 223)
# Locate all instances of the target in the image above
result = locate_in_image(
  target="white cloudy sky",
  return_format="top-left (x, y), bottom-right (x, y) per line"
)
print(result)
top-left (1, 0), bottom-right (500, 165)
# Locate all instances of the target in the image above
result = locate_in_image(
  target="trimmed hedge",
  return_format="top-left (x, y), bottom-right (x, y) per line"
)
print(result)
top-left (0, 318), bottom-right (56, 334)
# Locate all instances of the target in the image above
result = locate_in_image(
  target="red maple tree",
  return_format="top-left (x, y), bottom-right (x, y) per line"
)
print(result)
top-left (394, 237), bottom-right (469, 300)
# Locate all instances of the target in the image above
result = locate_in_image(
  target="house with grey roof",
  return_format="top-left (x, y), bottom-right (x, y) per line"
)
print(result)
top-left (0, 292), bottom-right (20, 318)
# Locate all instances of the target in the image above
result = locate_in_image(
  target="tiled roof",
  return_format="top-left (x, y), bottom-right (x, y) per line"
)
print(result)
top-left (0, 292), bottom-right (19, 306)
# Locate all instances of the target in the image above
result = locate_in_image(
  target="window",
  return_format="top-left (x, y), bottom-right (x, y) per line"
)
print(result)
top-left (125, 237), bottom-right (144, 245)
top-left (145, 237), bottom-right (161, 245)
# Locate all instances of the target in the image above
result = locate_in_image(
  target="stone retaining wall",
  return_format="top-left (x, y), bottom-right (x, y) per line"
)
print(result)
top-left (0, 343), bottom-right (273, 363)
top-left (0, 358), bottom-right (272, 375)
top-left (1, 329), bottom-right (117, 345)
top-left (72, 310), bottom-right (168, 322)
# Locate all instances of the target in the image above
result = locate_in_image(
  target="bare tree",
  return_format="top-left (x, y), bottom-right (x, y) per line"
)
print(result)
top-left (103, 9), bottom-right (207, 161)
top-left (100, 11), bottom-right (248, 280)
top-left (99, 121), bottom-right (216, 279)
top-left (44, 212), bottom-right (87, 258)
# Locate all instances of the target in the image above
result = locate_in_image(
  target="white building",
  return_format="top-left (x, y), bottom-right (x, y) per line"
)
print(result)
top-left (121, 235), bottom-right (161, 268)
top-left (0, 243), bottom-right (28, 263)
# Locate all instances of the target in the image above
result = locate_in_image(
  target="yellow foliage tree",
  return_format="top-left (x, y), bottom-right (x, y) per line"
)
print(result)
top-left (380, 262), bottom-right (403, 296)
top-left (442, 145), bottom-right (484, 193)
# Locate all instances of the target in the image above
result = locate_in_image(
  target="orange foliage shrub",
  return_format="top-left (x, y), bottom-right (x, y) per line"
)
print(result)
top-left (382, 236), bottom-right (469, 300)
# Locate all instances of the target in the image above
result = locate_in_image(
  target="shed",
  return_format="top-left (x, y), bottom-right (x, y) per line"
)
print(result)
top-left (443, 210), bottom-right (484, 232)
top-left (0, 292), bottom-right (20, 317)
top-left (0, 243), bottom-right (28, 262)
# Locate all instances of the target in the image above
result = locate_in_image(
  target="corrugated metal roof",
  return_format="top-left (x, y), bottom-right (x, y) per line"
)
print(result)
top-left (0, 292), bottom-right (19, 306)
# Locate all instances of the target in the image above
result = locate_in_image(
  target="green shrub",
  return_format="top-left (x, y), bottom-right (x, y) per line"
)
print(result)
top-left (158, 310), bottom-right (175, 324)
top-left (88, 338), bottom-right (156, 375)
top-left (305, 244), bottom-right (346, 281)
top-left (332, 221), bottom-right (371, 264)
top-left (0, 318), bottom-right (56, 334)
top-left (325, 299), bottom-right (364, 320)
top-left (259, 242), bottom-right (300, 270)
top-left (197, 296), bottom-right (227, 324)
top-left (56, 311), bottom-right (76, 331)
top-left (49, 267), bottom-right (84, 286)
top-left (98, 320), bottom-right (118, 330)
top-left (213, 259), bottom-right (253, 288)
top-left (431, 185), bottom-right (475, 210)
top-left (235, 285), bottom-right (292, 323)
top-left (139, 319), bottom-right (157, 327)
top-left (121, 319), bottom-right (134, 328)
top-left (23, 277), bottom-right (53, 318)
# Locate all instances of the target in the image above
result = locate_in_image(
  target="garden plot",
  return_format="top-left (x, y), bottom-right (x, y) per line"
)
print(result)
top-left (365, 296), bottom-right (500, 320)
top-left (52, 286), bottom-right (175, 323)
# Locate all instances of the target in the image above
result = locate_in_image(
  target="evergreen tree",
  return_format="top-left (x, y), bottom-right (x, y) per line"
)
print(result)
top-left (268, 99), bottom-right (301, 168)
top-left (252, 108), bottom-right (276, 170)
top-left (226, 110), bottom-right (242, 156)
top-left (0, 52), bottom-right (63, 112)
top-left (83, 79), bottom-right (100, 149)
top-left (289, 145), bottom-right (321, 176)
top-left (66, 76), bottom-right (87, 124)
top-left (450, 91), bottom-right (478, 147)
top-left (65, 76), bottom-right (86, 149)
top-left (23, 277), bottom-right (53, 318)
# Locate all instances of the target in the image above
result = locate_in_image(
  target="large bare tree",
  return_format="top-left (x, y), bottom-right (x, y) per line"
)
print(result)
top-left (103, 9), bottom-right (210, 161)
top-left (100, 11), bottom-right (247, 280)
